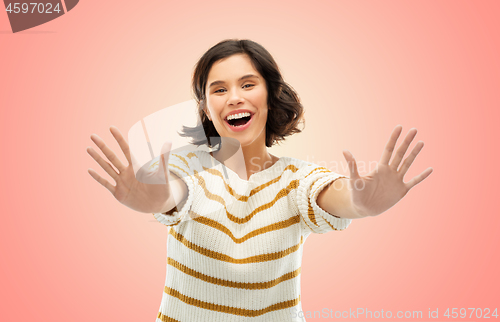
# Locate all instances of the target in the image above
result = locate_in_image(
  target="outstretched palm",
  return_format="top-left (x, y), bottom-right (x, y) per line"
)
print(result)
top-left (87, 126), bottom-right (175, 214)
top-left (342, 125), bottom-right (433, 217)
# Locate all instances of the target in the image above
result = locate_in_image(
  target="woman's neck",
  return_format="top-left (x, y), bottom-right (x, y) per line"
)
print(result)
top-left (211, 137), bottom-right (278, 180)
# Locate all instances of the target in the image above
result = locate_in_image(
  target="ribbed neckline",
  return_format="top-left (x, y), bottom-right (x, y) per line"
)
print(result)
top-left (199, 150), bottom-right (286, 184)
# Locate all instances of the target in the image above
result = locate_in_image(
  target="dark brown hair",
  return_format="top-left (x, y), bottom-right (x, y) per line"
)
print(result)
top-left (179, 38), bottom-right (305, 148)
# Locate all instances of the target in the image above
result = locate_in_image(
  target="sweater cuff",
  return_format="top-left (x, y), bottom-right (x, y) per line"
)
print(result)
top-left (152, 152), bottom-right (197, 226)
top-left (310, 174), bottom-right (352, 230)
top-left (297, 166), bottom-right (352, 234)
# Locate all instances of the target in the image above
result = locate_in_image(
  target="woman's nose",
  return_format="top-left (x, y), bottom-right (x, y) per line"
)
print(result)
top-left (227, 88), bottom-right (244, 105)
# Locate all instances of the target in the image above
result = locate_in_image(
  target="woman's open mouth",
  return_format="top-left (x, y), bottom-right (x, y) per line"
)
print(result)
top-left (224, 112), bottom-right (254, 132)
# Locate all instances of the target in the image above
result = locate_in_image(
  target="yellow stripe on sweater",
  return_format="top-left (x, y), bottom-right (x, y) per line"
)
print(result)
top-left (191, 213), bottom-right (300, 243)
top-left (156, 312), bottom-right (180, 322)
top-left (194, 172), bottom-right (300, 224)
top-left (169, 228), bottom-right (304, 264)
top-left (201, 164), bottom-right (300, 201)
top-left (167, 257), bottom-right (301, 289)
top-left (164, 286), bottom-right (300, 317)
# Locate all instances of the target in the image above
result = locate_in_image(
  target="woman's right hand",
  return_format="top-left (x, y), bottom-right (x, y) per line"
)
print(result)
top-left (87, 126), bottom-right (184, 214)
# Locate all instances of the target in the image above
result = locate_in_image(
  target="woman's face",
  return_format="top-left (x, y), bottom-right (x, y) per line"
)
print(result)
top-left (204, 53), bottom-right (268, 148)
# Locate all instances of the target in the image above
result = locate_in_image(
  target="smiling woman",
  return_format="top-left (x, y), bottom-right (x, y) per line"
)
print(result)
top-left (87, 38), bottom-right (432, 322)
top-left (145, 39), bottom-right (356, 322)
top-left (179, 39), bottom-right (305, 150)
top-left (204, 53), bottom-right (270, 150)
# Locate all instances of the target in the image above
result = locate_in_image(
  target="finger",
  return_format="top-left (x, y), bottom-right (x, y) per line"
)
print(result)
top-left (160, 154), bottom-right (170, 186)
top-left (379, 125), bottom-right (403, 165)
top-left (139, 141), bottom-right (173, 185)
top-left (88, 168), bottom-right (116, 195)
top-left (398, 141), bottom-right (424, 177)
top-left (343, 150), bottom-right (361, 180)
top-left (109, 126), bottom-right (132, 167)
top-left (405, 167), bottom-right (433, 191)
top-left (160, 141), bottom-right (172, 159)
top-left (87, 146), bottom-right (120, 182)
top-left (390, 128), bottom-right (418, 171)
top-left (130, 149), bottom-right (141, 172)
top-left (90, 133), bottom-right (126, 174)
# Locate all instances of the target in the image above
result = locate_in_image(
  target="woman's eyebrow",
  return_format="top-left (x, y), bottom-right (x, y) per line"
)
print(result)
top-left (209, 74), bottom-right (259, 89)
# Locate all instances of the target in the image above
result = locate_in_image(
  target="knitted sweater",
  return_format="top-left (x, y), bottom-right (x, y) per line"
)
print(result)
top-left (151, 149), bottom-right (352, 322)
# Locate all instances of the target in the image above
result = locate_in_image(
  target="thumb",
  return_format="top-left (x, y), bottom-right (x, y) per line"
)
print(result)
top-left (161, 141), bottom-right (172, 156)
top-left (343, 150), bottom-right (361, 180)
top-left (160, 141), bottom-right (172, 184)
top-left (130, 149), bottom-right (141, 173)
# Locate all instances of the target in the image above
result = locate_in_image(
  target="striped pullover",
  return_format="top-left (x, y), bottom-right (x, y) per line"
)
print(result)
top-left (151, 149), bottom-right (352, 322)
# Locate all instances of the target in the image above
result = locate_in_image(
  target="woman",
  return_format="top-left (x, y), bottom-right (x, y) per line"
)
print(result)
top-left (87, 39), bottom-right (433, 321)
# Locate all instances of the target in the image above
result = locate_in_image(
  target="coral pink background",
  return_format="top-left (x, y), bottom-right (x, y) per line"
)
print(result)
top-left (1, 1), bottom-right (499, 321)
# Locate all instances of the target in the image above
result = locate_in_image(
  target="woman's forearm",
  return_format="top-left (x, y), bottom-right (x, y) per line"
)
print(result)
top-left (317, 178), bottom-right (368, 219)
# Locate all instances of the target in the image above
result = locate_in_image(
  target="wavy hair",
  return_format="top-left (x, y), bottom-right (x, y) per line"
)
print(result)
top-left (179, 39), bottom-right (305, 149)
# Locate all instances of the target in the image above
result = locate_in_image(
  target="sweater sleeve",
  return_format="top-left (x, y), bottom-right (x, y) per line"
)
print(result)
top-left (151, 151), bottom-right (198, 227)
top-left (296, 164), bottom-right (353, 234)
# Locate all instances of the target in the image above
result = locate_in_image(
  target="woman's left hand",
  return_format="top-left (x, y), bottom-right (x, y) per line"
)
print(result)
top-left (342, 125), bottom-right (433, 217)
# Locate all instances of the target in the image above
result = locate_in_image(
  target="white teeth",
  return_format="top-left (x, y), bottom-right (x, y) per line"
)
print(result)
top-left (226, 112), bottom-right (251, 121)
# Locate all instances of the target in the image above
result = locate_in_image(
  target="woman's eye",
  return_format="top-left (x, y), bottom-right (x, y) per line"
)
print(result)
top-left (214, 84), bottom-right (253, 93)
